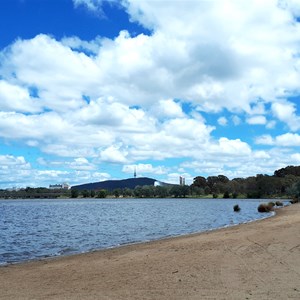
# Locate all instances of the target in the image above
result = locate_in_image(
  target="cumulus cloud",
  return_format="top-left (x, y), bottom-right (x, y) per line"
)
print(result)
top-left (99, 145), bottom-right (128, 164)
top-left (255, 135), bottom-right (275, 145)
top-left (0, 155), bottom-right (31, 188)
top-left (1, 1), bottom-right (300, 185)
top-left (122, 163), bottom-right (167, 176)
top-left (246, 115), bottom-right (267, 125)
top-left (150, 99), bottom-right (184, 119)
top-left (256, 132), bottom-right (300, 147)
top-left (232, 115), bottom-right (242, 126)
top-left (73, 0), bottom-right (118, 15)
top-left (272, 101), bottom-right (300, 131)
top-left (218, 117), bottom-right (228, 126)
top-left (0, 81), bottom-right (41, 113)
top-left (61, 36), bottom-right (102, 55)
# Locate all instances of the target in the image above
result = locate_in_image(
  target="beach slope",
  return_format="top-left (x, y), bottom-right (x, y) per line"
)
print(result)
top-left (1, 203), bottom-right (300, 300)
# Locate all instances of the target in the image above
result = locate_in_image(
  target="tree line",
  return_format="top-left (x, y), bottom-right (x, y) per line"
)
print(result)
top-left (1, 165), bottom-right (300, 200)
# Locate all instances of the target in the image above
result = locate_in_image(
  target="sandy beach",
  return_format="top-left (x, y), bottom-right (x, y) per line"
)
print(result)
top-left (0, 203), bottom-right (299, 300)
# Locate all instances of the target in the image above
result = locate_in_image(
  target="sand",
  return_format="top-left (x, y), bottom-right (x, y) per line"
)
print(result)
top-left (0, 203), bottom-right (299, 300)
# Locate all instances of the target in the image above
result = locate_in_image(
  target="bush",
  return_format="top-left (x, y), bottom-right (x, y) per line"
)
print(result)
top-left (213, 193), bottom-right (218, 198)
top-left (223, 191), bottom-right (230, 198)
top-left (257, 203), bottom-right (274, 213)
top-left (97, 190), bottom-right (107, 198)
top-left (290, 198), bottom-right (299, 204)
top-left (233, 204), bottom-right (241, 212)
top-left (71, 189), bottom-right (79, 198)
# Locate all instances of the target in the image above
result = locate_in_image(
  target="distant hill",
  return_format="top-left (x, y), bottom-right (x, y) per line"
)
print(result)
top-left (71, 177), bottom-right (170, 191)
top-left (274, 165), bottom-right (300, 177)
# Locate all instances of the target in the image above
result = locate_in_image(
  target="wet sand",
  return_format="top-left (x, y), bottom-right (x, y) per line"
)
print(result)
top-left (1, 203), bottom-right (300, 300)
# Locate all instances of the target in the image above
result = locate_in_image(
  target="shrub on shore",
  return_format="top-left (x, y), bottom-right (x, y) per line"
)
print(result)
top-left (223, 191), bottom-right (230, 198)
top-left (257, 203), bottom-right (274, 213)
top-left (290, 198), bottom-right (299, 204)
top-left (233, 204), bottom-right (241, 212)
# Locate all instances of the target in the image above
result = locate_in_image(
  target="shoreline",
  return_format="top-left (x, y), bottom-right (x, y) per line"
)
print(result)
top-left (0, 210), bottom-right (275, 268)
top-left (1, 203), bottom-right (299, 299)
top-left (0, 200), bottom-right (277, 268)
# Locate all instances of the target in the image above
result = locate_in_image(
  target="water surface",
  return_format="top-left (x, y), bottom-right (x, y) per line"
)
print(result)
top-left (0, 198), bottom-right (275, 265)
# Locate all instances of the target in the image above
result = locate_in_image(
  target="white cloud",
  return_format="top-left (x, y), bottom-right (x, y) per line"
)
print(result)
top-left (150, 99), bottom-right (184, 119)
top-left (0, 80), bottom-right (41, 113)
top-left (73, 0), bottom-right (118, 15)
top-left (1, 34), bottom-right (101, 112)
top-left (253, 151), bottom-right (271, 159)
top-left (232, 115), bottom-right (242, 126)
top-left (1, 1), bottom-right (300, 186)
top-left (122, 163), bottom-right (167, 176)
top-left (249, 102), bottom-right (266, 115)
top-left (246, 115), bottom-right (267, 125)
top-left (266, 120), bottom-right (276, 129)
top-left (61, 36), bottom-right (102, 55)
top-left (275, 133), bottom-right (300, 146)
top-left (99, 145), bottom-right (128, 164)
top-left (272, 101), bottom-right (300, 131)
top-left (255, 135), bottom-right (274, 145)
top-left (0, 155), bottom-right (30, 168)
top-left (0, 155), bottom-right (31, 188)
top-left (256, 132), bottom-right (300, 147)
top-left (69, 157), bottom-right (95, 171)
top-left (218, 116), bottom-right (228, 126)
top-left (291, 153), bottom-right (300, 163)
top-left (214, 138), bottom-right (252, 156)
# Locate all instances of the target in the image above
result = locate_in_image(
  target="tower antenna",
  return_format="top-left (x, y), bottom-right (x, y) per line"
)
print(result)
top-left (134, 166), bottom-right (137, 178)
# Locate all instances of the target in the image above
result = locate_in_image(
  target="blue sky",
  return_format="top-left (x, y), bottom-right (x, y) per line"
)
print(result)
top-left (1, 0), bottom-right (300, 188)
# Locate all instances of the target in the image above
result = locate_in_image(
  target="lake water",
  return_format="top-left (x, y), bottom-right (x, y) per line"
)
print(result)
top-left (0, 198), bottom-right (275, 265)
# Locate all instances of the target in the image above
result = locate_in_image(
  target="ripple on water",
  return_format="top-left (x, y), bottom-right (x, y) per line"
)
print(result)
top-left (0, 198), bottom-right (283, 265)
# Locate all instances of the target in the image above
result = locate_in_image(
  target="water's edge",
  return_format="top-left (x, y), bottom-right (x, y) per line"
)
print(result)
top-left (0, 205), bottom-right (280, 268)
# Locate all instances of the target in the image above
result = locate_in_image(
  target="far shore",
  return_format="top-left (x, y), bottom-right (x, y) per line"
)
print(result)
top-left (1, 203), bottom-right (300, 300)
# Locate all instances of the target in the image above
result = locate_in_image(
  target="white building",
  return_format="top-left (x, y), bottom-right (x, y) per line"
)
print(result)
top-left (49, 183), bottom-right (70, 190)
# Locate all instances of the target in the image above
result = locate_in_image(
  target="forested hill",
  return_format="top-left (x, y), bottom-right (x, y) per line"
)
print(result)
top-left (72, 177), bottom-right (158, 191)
top-left (274, 165), bottom-right (300, 177)
top-left (191, 165), bottom-right (300, 199)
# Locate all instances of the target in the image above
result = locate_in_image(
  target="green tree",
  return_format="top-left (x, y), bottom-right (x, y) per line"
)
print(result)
top-left (192, 176), bottom-right (206, 189)
top-left (134, 186), bottom-right (143, 198)
top-left (170, 185), bottom-right (189, 198)
top-left (123, 188), bottom-right (133, 197)
top-left (97, 189), bottom-right (107, 198)
top-left (71, 189), bottom-right (79, 198)
top-left (82, 190), bottom-right (90, 198)
top-left (113, 189), bottom-right (121, 198)
top-left (223, 191), bottom-right (230, 198)
top-left (190, 186), bottom-right (204, 197)
top-left (155, 186), bottom-right (169, 198)
top-left (141, 186), bottom-right (155, 198)
top-left (207, 176), bottom-right (219, 193)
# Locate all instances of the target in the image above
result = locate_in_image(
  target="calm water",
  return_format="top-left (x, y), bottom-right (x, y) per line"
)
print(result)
top-left (0, 198), bottom-right (275, 265)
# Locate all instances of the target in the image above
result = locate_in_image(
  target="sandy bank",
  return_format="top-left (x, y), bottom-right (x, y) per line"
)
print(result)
top-left (1, 204), bottom-right (300, 300)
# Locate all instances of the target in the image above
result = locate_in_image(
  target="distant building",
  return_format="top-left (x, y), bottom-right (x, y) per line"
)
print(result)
top-left (6, 187), bottom-right (20, 191)
top-left (49, 183), bottom-right (70, 190)
top-left (179, 176), bottom-right (185, 186)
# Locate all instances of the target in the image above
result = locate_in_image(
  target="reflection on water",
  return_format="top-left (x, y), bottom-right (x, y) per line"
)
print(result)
top-left (0, 198), bottom-right (277, 265)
